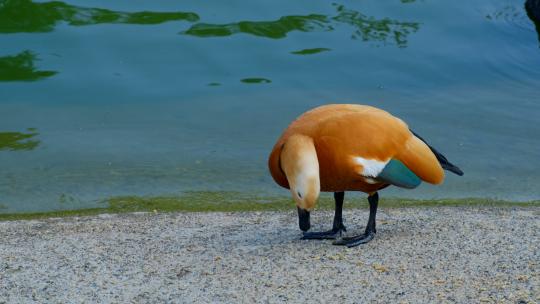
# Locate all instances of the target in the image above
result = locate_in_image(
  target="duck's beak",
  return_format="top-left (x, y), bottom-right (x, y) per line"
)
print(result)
top-left (297, 207), bottom-right (311, 231)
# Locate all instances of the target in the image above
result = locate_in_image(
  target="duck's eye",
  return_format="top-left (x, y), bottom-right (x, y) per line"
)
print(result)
top-left (297, 192), bottom-right (302, 198)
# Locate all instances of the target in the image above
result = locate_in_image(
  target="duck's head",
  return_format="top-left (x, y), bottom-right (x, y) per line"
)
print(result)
top-left (280, 134), bottom-right (320, 231)
top-left (291, 173), bottom-right (319, 232)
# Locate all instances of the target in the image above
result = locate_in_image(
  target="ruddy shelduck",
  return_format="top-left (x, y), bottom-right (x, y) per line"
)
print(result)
top-left (268, 104), bottom-right (463, 247)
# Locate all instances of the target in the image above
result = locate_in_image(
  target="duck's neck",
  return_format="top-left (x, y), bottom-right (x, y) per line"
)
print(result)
top-left (281, 134), bottom-right (320, 207)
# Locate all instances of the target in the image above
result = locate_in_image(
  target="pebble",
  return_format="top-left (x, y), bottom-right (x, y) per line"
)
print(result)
top-left (0, 207), bottom-right (538, 303)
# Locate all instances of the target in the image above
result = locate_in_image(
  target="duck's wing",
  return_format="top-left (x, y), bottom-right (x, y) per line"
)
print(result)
top-left (357, 134), bottom-right (445, 189)
top-left (376, 159), bottom-right (422, 189)
top-left (327, 110), bottom-right (446, 188)
top-left (392, 133), bottom-right (445, 185)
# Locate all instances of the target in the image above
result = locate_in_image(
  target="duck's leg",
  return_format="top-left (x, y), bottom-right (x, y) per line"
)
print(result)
top-left (302, 192), bottom-right (347, 240)
top-left (333, 192), bottom-right (378, 247)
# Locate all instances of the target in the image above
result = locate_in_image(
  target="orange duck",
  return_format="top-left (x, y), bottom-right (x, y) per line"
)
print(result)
top-left (268, 104), bottom-right (463, 247)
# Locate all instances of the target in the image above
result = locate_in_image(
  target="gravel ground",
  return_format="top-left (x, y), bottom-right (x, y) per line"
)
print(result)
top-left (0, 207), bottom-right (538, 303)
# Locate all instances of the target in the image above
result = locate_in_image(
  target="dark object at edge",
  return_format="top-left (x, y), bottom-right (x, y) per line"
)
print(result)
top-left (526, 0), bottom-right (540, 44)
top-left (526, 0), bottom-right (540, 22)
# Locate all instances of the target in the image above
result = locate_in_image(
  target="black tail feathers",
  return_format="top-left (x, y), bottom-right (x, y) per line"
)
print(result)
top-left (411, 130), bottom-right (464, 176)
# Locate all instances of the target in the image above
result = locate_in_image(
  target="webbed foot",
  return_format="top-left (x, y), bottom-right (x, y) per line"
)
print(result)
top-left (332, 231), bottom-right (375, 247)
top-left (301, 223), bottom-right (347, 240)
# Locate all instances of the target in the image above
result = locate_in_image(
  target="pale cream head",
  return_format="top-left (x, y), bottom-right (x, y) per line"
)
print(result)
top-left (280, 134), bottom-right (320, 211)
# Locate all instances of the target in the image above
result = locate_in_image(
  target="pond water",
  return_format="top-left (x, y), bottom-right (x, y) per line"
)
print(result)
top-left (1, 0), bottom-right (539, 212)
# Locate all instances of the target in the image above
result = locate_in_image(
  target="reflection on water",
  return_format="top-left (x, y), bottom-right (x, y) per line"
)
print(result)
top-left (0, 0), bottom-right (199, 33)
top-left (291, 48), bottom-right (331, 55)
top-left (5, 0), bottom-right (420, 47)
top-left (0, 128), bottom-right (40, 151)
top-left (0, 51), bottom-right (56, 81)
top-left (183, 14), bottom-right (331, 39)
top-left (184, 4), bottom-right (419, 47)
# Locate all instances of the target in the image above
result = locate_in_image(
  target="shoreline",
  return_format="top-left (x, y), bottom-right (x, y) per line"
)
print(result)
top-left (1, 191), bottom-right (539, 221)
top-left (1, 207), bottom-right (538, 303)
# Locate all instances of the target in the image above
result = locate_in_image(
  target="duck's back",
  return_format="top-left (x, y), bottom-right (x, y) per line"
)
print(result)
top-left (269, 104), bottom-right (444, 192)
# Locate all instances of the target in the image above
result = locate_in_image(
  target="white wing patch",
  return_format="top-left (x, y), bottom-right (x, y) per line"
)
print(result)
top-left (353, 156), bottom-right (389, 177)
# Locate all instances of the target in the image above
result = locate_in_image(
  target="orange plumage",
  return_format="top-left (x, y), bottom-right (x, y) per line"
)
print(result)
top-left (268, 104), bottom-right (444, 194)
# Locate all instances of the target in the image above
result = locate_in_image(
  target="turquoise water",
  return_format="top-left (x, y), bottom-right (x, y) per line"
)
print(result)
top-left (1, 0), bottom-right (539, 213)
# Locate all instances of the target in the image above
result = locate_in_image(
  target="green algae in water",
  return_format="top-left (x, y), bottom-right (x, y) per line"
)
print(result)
top-left (108, 191), bottom-right (294, 212)
top-left (0, 191), bottom-right (538, 221)
top-left (0, 128), bottom-right (40, 151)
top-left (241, 78), bottom-right (271, 84)
top-left (291, 48), bottom-right (331, 55)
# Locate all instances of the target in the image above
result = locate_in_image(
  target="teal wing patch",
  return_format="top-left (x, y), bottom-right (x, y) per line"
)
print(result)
top-left (377, 159), bottom-right (421, 189)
